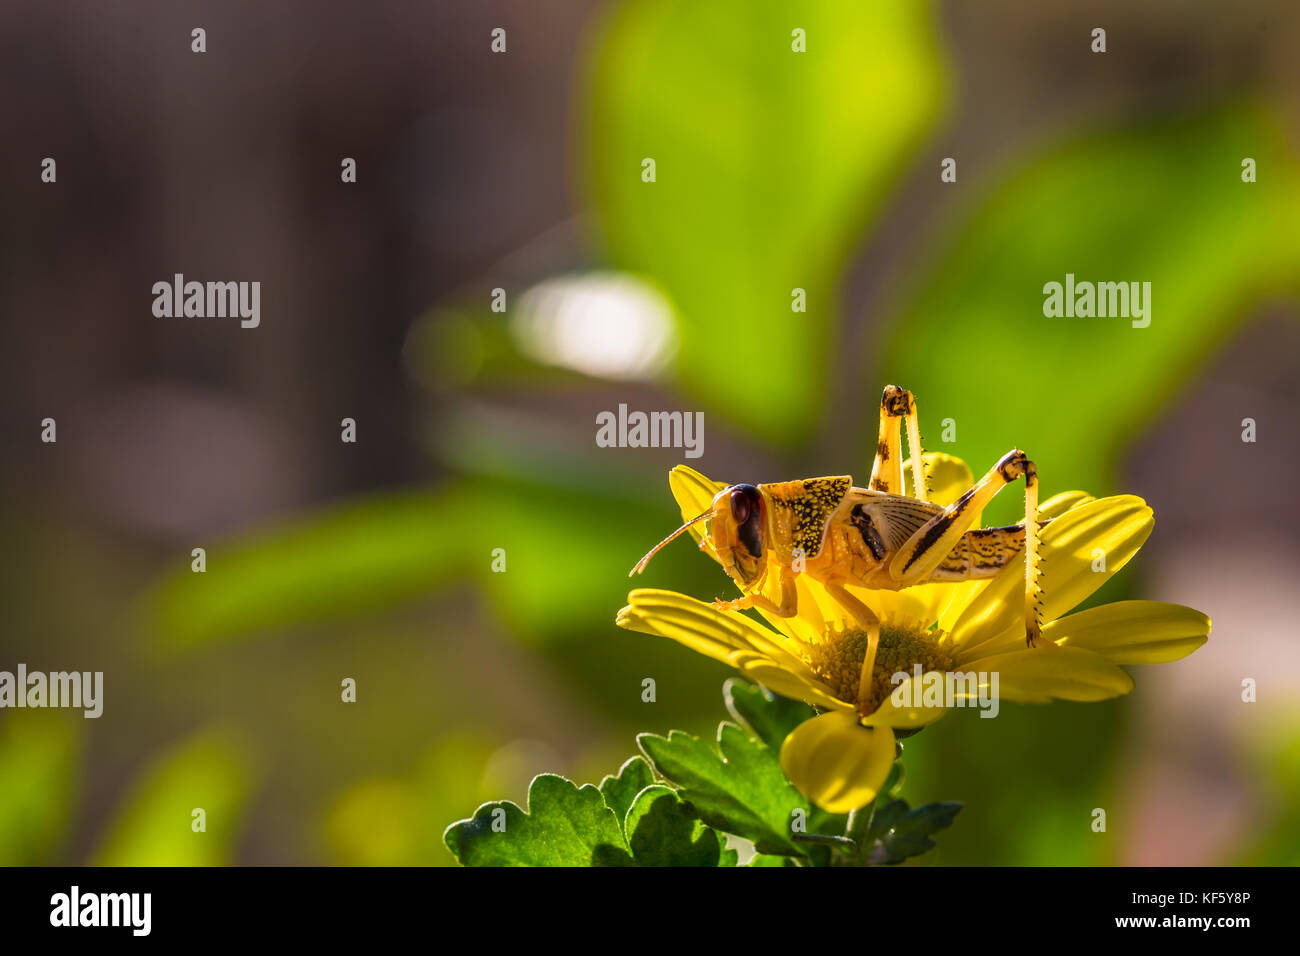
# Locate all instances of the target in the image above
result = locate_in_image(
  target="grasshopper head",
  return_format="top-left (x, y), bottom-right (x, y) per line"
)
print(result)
top-left (708, 483), bottom-right (766, 585)
top-left (629, 483), bottom-right (767, 585)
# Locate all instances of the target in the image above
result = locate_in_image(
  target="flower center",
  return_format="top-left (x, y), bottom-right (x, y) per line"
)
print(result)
top-left (805, 622), bottom-right (954, 715)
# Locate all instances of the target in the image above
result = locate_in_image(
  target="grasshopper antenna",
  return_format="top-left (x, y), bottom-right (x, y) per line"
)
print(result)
top-left (630, 509), bottom-right (713, 576)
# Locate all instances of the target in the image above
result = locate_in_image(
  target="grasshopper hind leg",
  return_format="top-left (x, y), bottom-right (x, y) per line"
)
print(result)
top-left (1021, 460), bottom-right (1042, 647)
top-left (888, 449), bottom-right (1045, 648)
top-left (869, 385), bottom-right (928, 501)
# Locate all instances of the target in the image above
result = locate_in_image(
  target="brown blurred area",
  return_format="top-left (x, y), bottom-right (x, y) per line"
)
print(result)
top-left (0, 0), bottom-right (604, 523)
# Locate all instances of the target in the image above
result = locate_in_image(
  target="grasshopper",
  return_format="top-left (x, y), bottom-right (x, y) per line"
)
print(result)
top-left (631, 385), bottom-right (1047, 681)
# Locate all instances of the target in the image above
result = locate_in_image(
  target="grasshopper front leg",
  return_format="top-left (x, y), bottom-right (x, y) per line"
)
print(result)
top-left (888, 449), bottom-right (1043, 647)
top-left (823, 579), bottom-right (883, 714)
top-left (713, 563), bottom-right (798, 617)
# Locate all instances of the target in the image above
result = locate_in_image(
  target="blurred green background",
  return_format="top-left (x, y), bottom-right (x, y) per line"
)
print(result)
top-left (1, 0), bottom-right (1298, 866)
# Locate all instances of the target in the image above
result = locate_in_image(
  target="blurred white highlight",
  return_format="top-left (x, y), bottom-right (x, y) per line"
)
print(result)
top-left (511, 273), bottom-right (676, 380)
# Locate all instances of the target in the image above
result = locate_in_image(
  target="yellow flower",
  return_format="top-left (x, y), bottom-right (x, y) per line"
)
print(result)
top-left (616, 458), bottom-right (1210, 814)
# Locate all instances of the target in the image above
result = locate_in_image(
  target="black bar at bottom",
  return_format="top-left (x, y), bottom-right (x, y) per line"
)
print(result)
top-left (0, 865), bottom-right (1278, 942)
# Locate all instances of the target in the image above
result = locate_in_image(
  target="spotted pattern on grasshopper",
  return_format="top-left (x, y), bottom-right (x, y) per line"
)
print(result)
top-left (631, 386), bottom-right (1049, 706)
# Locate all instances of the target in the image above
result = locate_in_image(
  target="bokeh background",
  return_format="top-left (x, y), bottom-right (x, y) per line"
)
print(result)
top-left (2, 0), bottom-right (1298, 866)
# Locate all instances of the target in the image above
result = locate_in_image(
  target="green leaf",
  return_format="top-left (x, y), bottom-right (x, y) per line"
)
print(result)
top-left (142, 487), bottom-right (474, 648)
top-left (599, 755), bottom-right (658, 831)
top-left (0, 716), bottom-right (79, 865)
top-left (807, 807), bottom-right (851, 844)
top-left (142, 478), bottom-right (679, 649)
top-left (748, 854), bottom-right (800, 867)
top-left (884, 106), bottom-right (1300, 520)
top-left (865, 799), bottom-right (963, 865)
top-left (792, 832), bottom-right (855, 850)
top-left (444, 774), bottom-right (633, 867)
top-left (723, 680), bottom-right (849, 842)
top-left (723, 678), bottom-right (816, 753)
top-left (637, 723), bottom-right (808, 856)
top-left (584, 0), bottom-right (947, 442)
top-left (94, 730), bottom-right (252, 866)
top-left (625, 785), bottom-right (729, 866)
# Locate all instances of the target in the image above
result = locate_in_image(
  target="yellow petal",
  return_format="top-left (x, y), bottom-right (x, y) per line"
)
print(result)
top-left (963, 644), bottom-right (1134, 703)
top-left (791, 572), bottom-right (930, 636)
top-left (743, 557), bottom-right (835, 643)
top-left (949, 621), bottom-right (1023, 664)
top-left (668, 465), bottom-right (727, 555)
top-left (894, 485), bottom-right (1095, 634)
top-left (620, 589), bottom-right (803, 668)
top-left (756, 573), bottom-right (827, 645)
top-left (731, 654), bottom-right (852, 712)
top-left (780, 713), bottom-right (896, 814)
top-left (763, 572), bottom-right (890, 638)
top-left (862, 671), bottom-right (951, 729)
top-left (1047, 600), bottom-right (1210, 665)
top-left (949, 495), bottom-right (1153, 653)
top-left (615, 608), bottom-right (739, 667)
top-left (1038, 490), bottom-right (1095, 520)
top-left (617, 590), bottom-right (847, 710)
top-left (904, 452), bottom-right (972, 507)
top-left (935, 579), bottom-right (994, 634)
top-left (1034, 494), bottom-right (1154, 619)
top-left (841, 581), bottom-right (941, 629)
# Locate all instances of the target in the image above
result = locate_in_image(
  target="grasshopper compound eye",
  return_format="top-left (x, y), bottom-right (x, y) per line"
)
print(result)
top-left (729, 484), bottom-right (760, 523)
